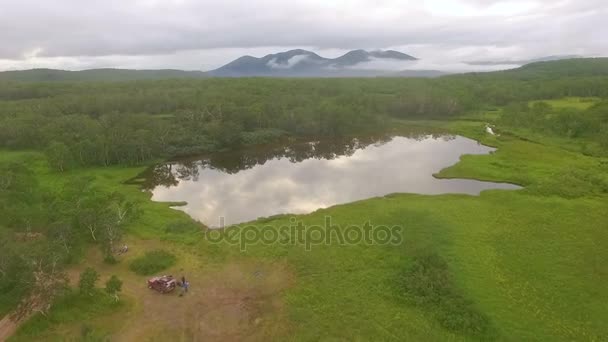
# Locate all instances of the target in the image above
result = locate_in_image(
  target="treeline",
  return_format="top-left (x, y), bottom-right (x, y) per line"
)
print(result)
top-left (1, 59), bottom-right (608, 169)
top-left (0, 79), bottom-right (465, 168)
top-left (500, 100), bottom-right (608, 155)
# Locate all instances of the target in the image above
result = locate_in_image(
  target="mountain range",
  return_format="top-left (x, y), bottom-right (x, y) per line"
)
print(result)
top-left (207, 49), bottom-right (419, 77)
top-left (0, 50), bottom-right (595, 82)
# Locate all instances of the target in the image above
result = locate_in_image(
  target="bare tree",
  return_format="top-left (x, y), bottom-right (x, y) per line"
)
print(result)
top-left (49, 222), bottom-right (74, 254)
top-left (100, 193), bottom-right (139, 257)
top-left (12, 256), bottom-right (68, 321)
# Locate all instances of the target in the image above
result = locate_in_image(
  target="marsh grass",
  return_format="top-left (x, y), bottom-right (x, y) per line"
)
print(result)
top-left (128, 250), bottom-right (177, 276)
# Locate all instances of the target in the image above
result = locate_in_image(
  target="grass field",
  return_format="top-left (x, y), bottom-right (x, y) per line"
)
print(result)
top-left (5, 98), bottom-right (608, 341)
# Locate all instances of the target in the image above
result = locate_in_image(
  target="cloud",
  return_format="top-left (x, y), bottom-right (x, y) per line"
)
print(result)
top-left (0, 0), bottom-right (606, 70)
top-left (267, 54), bottom-right (312, 69)
top-left (340, 55), bottom-right (521, 72)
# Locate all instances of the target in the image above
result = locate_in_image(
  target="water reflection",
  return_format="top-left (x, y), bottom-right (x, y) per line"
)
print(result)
top-left (145, 134), bottom-right (520, 226)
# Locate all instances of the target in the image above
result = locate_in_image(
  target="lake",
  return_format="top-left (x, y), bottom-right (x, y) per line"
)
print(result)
top-left (144, 134), bottom-right (520, 226)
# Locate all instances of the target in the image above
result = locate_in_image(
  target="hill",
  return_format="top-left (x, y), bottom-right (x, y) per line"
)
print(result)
top-left (456, 58), bottom-right (608, 79)
top-left (505, 57), bottom-right (608, 77)
top-left (0, 68), bottom-right (208, 82)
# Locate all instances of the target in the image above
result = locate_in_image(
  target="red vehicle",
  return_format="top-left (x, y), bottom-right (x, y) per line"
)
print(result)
top-left (147, 275), bottom-right (177, 293)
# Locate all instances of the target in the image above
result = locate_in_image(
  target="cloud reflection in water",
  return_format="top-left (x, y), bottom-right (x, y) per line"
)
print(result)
top-left (148, 135), bottom-right (519, 226)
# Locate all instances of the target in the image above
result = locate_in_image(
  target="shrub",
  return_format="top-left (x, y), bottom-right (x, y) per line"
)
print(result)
top-left (400, 253), bottom-right (494, 337)
top-left (105, 275), bottom-right (123, 302)
top-left (129, 250), bottom-right (176, 275)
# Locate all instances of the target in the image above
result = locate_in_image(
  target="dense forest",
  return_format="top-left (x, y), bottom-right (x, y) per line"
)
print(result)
top-left (1, 58), bottom-right (607, 321)
top-left (1, 58), bottom-right (608, 170)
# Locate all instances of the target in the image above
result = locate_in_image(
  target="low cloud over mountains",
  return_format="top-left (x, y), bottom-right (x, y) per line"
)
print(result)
top-left (208, 49), bottom-right (422, 77)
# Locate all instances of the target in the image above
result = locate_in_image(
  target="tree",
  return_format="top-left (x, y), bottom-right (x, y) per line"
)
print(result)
top-left (71, 186), bottom-right (139, 259)
top-left (49, 221), bottom-right (75, 254)
top-left (45, 141), bottom-right (72, 172)
top-left (77, 192), bottom-right (113, 242)
top-left (0, 233), bottom-right (32, 314)
top-left (79, 267), bottom-right (99, 296)
top-left (99, 193), bottom-right (139, 260)
top-left (105, 275), bottom-right (123, 302)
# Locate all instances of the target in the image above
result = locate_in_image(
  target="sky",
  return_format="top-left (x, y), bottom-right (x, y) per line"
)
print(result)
top-left (0, 0), bottom-right (606, 71)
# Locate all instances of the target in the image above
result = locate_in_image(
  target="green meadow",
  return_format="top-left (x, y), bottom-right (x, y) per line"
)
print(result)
top-left (2, 96), bottom-right (605, 341)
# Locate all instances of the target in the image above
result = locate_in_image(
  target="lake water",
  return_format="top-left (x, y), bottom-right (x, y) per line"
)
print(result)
top-left (144, 134), bottom-right (520, 226)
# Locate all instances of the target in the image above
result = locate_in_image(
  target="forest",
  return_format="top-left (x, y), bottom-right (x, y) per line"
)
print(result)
top-left (1, 59), bottom-right (608, 170)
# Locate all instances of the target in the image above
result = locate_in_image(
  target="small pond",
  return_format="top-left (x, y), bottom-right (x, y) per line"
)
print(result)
top-left (143, 134), bottom-right (520, 226)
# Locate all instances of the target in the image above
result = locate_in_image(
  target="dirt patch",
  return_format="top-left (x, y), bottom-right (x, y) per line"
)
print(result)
top-left (0, 316), bottom-right (18, 342)
top-left (64, 242), bottom-right (295, 341)
top-left (117, 262), bottom-right (293, 341)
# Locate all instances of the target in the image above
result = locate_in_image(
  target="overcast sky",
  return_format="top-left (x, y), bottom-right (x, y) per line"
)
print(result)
top-left (0, 0), bottom-right (606, 71)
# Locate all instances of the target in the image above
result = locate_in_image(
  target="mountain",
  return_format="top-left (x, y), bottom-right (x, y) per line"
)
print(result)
top-left (0, 68), bottom-right (208, 82)
top-left (212, 49), bottom-right (329, 77)
top-left (465, 55), bottom-right (582, 66)
top-left (0, 49), bottom-right (438, 80)
top-left (329, 49), bottom-right (416, 67)
top-left (208, 49), bottom-right (418, 77)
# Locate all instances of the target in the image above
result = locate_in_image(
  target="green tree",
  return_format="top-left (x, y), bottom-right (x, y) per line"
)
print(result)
top-left (79, 267), bottom-right (99, 296)
top-left (205, 120), bottom-right (243, 148)
top-left (49, 221), bottom-right (75, 255)
top-left (45, 141), bottom-right (72, 172)
top-left (102, 193), bottom-right (137, 257)
top-left (77, 191), bottom-right (113, 242)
